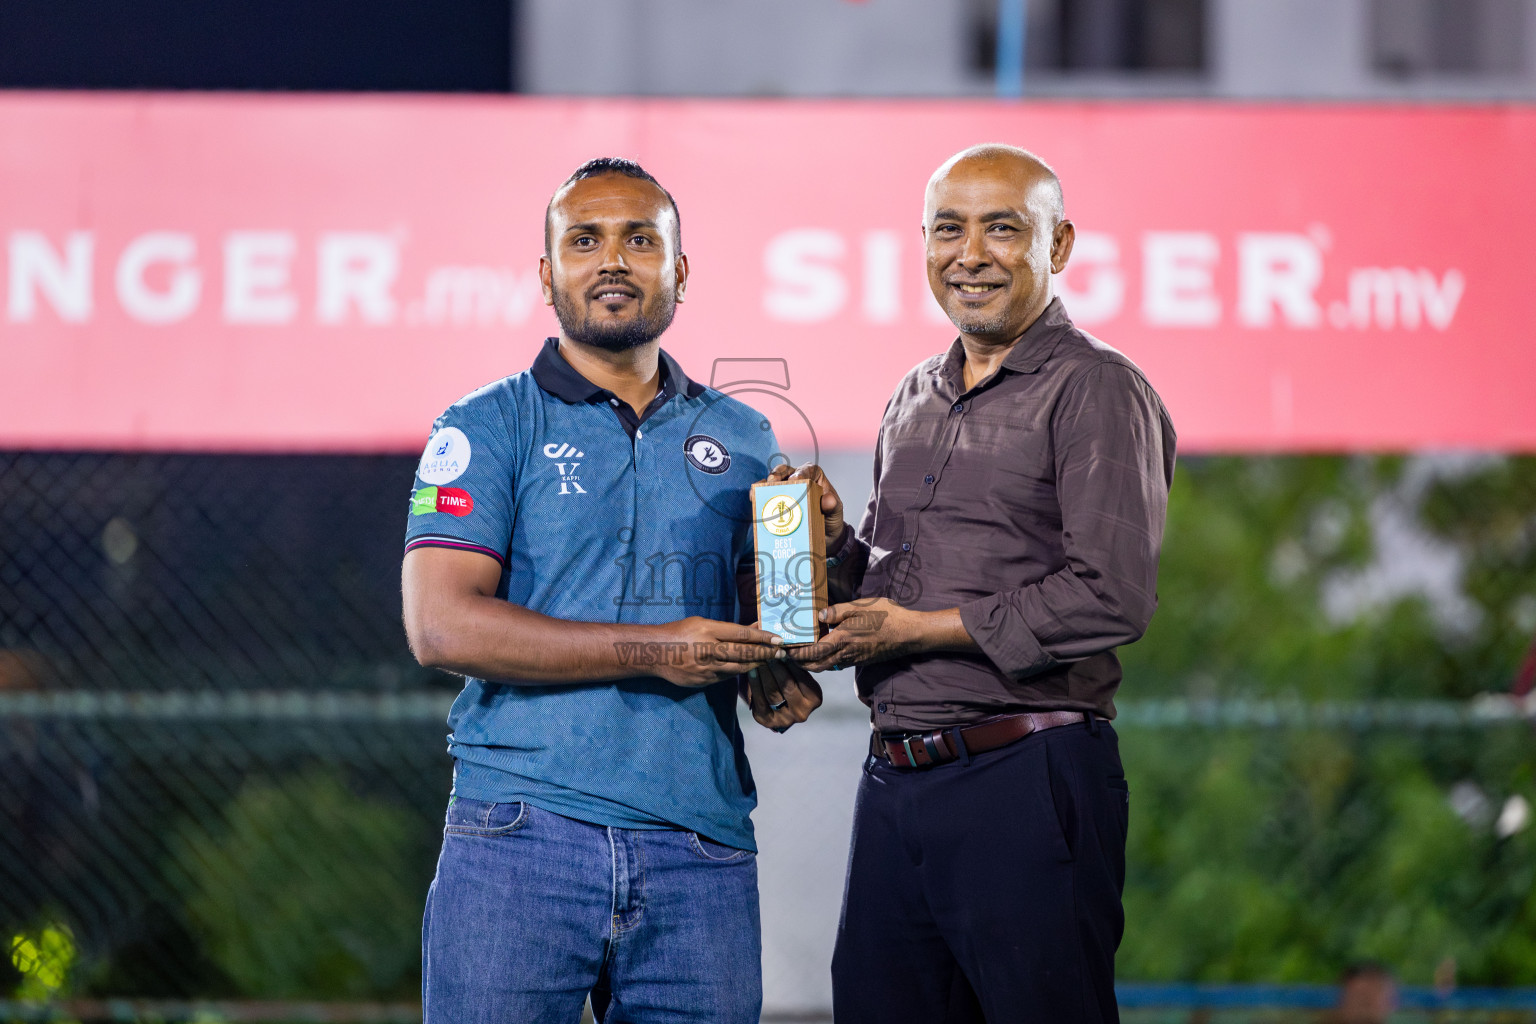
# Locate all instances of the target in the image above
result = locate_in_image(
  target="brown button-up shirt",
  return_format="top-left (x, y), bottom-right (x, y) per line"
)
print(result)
top-left (831, 298), bottom-right (1176, 732)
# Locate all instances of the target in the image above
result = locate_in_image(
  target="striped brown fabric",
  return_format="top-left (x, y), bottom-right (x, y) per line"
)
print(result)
top-left (830, 298), bottom-right (1176, 732)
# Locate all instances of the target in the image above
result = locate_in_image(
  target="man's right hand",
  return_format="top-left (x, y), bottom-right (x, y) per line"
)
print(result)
top-left (741, 658), bottom-right (824, 732)
top-left (651, 617), bottom-right (786, 688)
top-left (763, 462), bottom-right (846, 551)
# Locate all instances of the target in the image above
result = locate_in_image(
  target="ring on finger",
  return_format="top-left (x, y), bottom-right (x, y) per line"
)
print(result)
top-left (767, 699), bottom-right (788, 711)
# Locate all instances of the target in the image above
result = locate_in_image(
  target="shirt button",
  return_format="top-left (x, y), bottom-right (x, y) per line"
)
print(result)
top-left (901, 542), bottom-right (911, 552)
top-left (877, 703), bottom-right (887, 713)
top-left (610, 398), bottom-right (620, 407)
top-left (924, 474), bottom-right (934, 484)
top-left (636, 430), bottom-right (643, 440)
top-left (952, 401), bottom-right (964, 413)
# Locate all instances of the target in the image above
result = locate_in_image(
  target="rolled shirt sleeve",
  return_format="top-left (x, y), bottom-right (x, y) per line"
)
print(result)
top-left (958, 362), bottom-right (1174, 679)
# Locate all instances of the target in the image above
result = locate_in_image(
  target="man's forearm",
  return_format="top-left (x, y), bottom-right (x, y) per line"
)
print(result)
top-left (410, 595), bottom-right (681, 685)
top-left (911, 607), bottom-right (981, 655)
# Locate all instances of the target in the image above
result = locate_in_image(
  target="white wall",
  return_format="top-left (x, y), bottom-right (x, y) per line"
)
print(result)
top-left (1211, 0), bottom-right (1372, 97)
top-left (1210, 0), bottom-right (1536, 99)
top-left (520, 0), bottom-right (975, 96)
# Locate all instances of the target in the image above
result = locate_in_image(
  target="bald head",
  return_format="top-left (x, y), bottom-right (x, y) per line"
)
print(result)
top-left (925, 144), bottom-right (1064, 226)
top-left (921, 143), bottom-right (1075, 344)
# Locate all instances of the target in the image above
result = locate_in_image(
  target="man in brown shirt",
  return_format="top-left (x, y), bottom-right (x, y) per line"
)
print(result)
top-left (781, 144), bottom-right (1175, 1022)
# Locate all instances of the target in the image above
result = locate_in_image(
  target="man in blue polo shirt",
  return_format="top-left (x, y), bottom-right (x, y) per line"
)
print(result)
top-left (402, 158), bottom-right (822, 1022)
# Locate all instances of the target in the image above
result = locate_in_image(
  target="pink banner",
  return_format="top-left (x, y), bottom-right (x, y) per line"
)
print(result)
top-left (1, 93), bottom-right (1532, 453)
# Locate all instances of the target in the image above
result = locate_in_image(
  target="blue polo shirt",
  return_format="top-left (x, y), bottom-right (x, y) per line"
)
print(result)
top-left (404, 338), bottom-right (780, 850)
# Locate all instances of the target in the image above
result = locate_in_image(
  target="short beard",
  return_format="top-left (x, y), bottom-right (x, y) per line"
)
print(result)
top-left (946, 304), bottom-right (1010, 339)
top-left (553, 283), bottom-right (677, 353)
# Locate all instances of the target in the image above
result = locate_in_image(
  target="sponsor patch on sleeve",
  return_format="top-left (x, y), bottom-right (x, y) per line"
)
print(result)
top-left (418, 426), bottom-right (472, 485)
top-left (410, 486), bottom-right (474, 517)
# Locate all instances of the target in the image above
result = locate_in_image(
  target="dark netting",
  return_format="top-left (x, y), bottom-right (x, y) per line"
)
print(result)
top-left (0, 452), bottom-right (451, 1000)
top-left (2, 451), bottom-right (1534, 1019)
top-left (0, 715), bottom-right (449, 999)
top-left (0, 452), bottom-right (435, 694)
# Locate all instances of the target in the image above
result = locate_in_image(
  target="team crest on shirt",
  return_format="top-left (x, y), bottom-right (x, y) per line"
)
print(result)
top-left (684, 434), bottom-right (731, 475)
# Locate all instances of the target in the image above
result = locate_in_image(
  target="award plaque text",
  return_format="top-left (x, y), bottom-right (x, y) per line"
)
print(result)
top-left (751, 480), bottom-right (828, 646)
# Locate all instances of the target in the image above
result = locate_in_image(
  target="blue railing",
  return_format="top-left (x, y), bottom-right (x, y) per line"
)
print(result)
top-left (1117, 983), bottom-right (1536, 1011)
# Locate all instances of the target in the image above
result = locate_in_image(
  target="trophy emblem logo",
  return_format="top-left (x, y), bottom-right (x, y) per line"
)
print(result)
top-left (763, 495), bottom-right (803, 537)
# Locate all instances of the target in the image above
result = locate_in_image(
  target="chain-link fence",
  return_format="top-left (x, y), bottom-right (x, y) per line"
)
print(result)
top-left (4, 451), bottom-right (1536, 1020)
top-left (1, 451), bottom-right (449, 1001)
top-left (0, 451), bottom-right (434, 694)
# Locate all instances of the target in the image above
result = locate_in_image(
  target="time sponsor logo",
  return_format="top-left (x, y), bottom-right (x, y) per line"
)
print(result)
top-left (410, 485), bottom-right (474, 517)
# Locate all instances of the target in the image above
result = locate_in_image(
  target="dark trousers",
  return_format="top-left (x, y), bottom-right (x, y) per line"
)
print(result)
top-left (831, 720), bottom-right (1129, 1024)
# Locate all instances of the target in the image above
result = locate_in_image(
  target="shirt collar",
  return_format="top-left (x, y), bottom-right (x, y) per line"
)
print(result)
top-left (934, 297), bottom-right (1072, 387)
top-left (531, 337), bottom-right (704, 404)
top-left (661, 347), bottom-right (707, 400)
top-left (1001, 297), bottom-right (1072, 373)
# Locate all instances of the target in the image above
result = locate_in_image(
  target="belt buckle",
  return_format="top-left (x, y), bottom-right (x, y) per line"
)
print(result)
top-left (895, 728), bottom-right (952, 768)
top-left (921, 729), bottom-right (951, 766)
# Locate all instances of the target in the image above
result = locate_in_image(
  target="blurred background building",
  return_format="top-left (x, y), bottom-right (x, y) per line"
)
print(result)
top-left (521, 0), bottom-right (1536, 100)
top-left (3, 1), bottom-right (1535, 1021)
top-left (3, 0), bottom-right (1535, 99)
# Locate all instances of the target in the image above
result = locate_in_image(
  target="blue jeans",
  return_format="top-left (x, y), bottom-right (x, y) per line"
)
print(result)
top-left (422, 798), bottom-right (762, 1024)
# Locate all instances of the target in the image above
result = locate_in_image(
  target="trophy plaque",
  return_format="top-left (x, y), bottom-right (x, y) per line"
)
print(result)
top-left (752, 479), bottom-right (828, 646)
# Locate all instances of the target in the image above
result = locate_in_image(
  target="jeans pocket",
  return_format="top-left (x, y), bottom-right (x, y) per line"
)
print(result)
top-left (688, 833), bottom-right (752, 862)
top-left (443, 797), bottom-right (529, 837)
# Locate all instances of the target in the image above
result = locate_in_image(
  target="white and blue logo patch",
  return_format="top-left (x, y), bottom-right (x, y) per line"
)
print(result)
top-left (418, 426), bottom-right (472, 485)
top-left (684, 434), bottom-right (731, 475)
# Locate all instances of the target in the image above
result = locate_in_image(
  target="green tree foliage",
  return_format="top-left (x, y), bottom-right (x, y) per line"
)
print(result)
top-left (1117, 456), bottom-right (1536, 985)
top-left (134, 456), bottom-right (1532, 996)
top-left (165, 771), bottom-right (423, 998)
top-left (9, 922), bottom-right (77, 1000)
